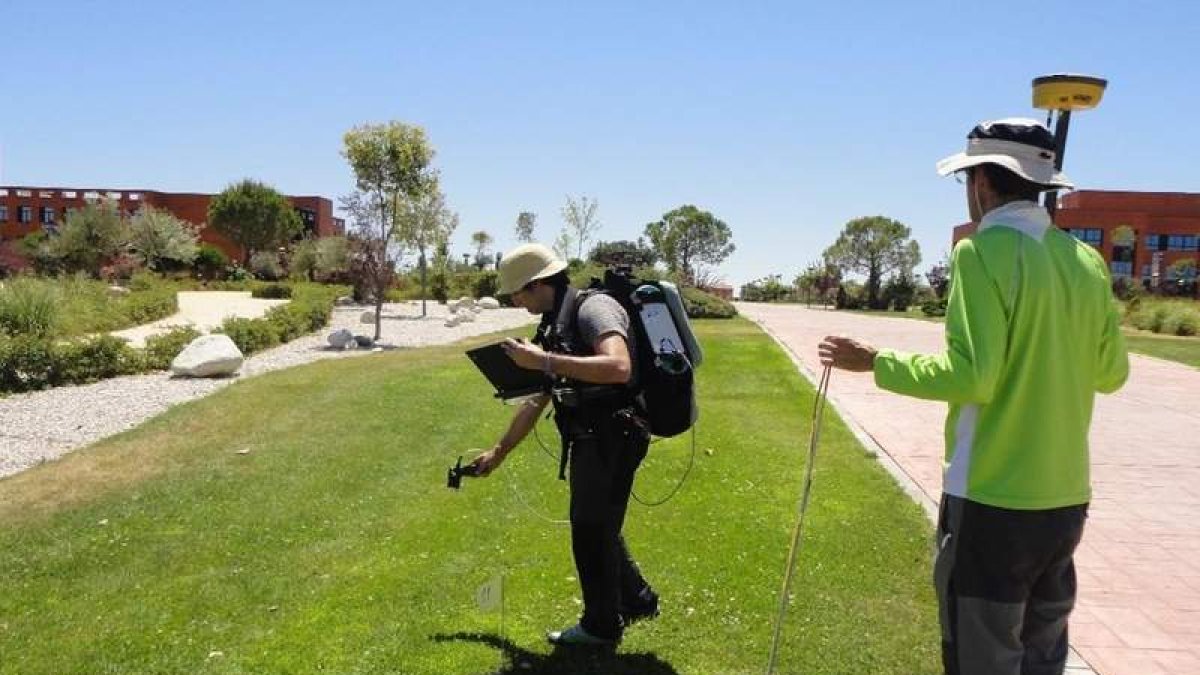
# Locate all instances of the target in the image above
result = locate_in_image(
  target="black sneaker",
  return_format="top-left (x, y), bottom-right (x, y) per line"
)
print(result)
top-left (619, 594), bottom-right (660, 627)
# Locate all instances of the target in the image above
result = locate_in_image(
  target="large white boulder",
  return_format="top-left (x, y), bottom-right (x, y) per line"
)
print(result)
top-left (360, 311), bottom-right (376, 324)
top-left (458, 310), bottom-right (476, 323)
top-left (478, 297), bottom-right (500, 310)
top-left (444, 315), bottom-right (462, 328)
top-left (327, 328), bottom-right (354, 349)
top-left (171, 335), bottom-right (244, 378)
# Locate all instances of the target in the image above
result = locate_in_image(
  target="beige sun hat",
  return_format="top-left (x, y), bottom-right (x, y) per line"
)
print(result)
top-left (936, 117), bottom-right (1074, 189)
top-left (497, 243), bottom-right (568, 295)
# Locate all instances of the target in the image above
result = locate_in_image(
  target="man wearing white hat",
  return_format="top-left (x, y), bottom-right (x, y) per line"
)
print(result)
top-left (818, 118), bottom-right (1129, 675)
top-left (469, 243), bottom-right (659, 647)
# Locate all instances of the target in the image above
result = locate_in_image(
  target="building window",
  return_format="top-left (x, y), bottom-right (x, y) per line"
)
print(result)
top-left (63, 190), bottom-right (77, 199)
top-left (1145, 234), bottom-right (1161, 251)
top-left (40, 207), bottom-right (55, 224)
top-left (16, 189), bottom-right (31, 198)
top-left (1167, 234), bottom-right (1199, 252)
top-left (0, 189), bottom-right (7, 196)
top-left (84, 191), bottom-right (100, 200)
top-left (1069, 228), bottom-right (1103, 247)
top-left (1141, 264), bottom-right (1152, 279)
top-left (17, 206), bottom-right (33, 223)
top-left (129, 193), bottom-right (141, 201)
top-left (1110, 261), bottom-right (1133, 278)
top-left (0, 205), bottom-right (7, 222)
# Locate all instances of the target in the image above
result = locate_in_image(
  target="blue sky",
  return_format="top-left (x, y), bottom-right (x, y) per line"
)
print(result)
top-left (4, 1), bottom-right (1198, 287)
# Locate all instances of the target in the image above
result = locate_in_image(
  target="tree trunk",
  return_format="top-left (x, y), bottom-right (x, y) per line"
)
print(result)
top-left (419, 249), bottom-right (428, 317)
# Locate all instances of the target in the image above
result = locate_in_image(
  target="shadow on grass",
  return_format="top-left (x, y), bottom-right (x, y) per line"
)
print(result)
top-left (430, 632), bottom-right (680, 675)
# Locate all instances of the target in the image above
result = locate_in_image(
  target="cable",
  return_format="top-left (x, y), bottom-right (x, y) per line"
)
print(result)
top-left (766, 364), bottom-right (833, 675)
top-left (631, 424), bottom-right (696, 507)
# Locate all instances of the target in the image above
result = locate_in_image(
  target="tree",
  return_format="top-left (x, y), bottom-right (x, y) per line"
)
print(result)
top-left (794, 260), bottom-right (839, 308)
top-left (644, 205), bottom-right (735, 285)
top-left (51, 199), bottom-right (129, 277)
top-left (341, 121), bottom-right (438, 340)
top-left (515, 211), bottom-right (537, 242)
top-left (925, 254), bottom-right (950, 299)
top-left (470, 230), bottom-right (494, 270)
top-left (208, 179), bottom-right (302, 266)
top-left (552, 228), bottom-right (575, 261)
top-left (127, 205), bottom-right (201, 271)
top-left (823, 216), bottom-right (921, 310)
top-left (561, 195), bottom-right (601, 261)
top-left (588, 239), bottom-right (658, 268)
top-left (397, 189), bottom-right (458, 315)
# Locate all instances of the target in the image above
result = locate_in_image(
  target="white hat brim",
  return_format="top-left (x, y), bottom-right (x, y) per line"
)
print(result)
top-left (937, 148), bottom-right (1073, 190)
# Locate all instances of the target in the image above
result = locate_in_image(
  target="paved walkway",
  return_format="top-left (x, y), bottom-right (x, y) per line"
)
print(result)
top-left (738, 303), bottom-right (1200, 675)
top-left (110, 291), bottom-right (289, 347)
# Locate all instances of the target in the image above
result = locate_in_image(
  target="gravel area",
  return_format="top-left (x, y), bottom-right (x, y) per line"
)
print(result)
top-left (0, 301), bottom-right (536, 478)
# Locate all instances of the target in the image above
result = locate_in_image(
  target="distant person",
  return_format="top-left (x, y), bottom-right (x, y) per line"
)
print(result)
top-left (818, 118), bottom-right (1129, 675)
top-left (469, 243), bottom-right (659, 646)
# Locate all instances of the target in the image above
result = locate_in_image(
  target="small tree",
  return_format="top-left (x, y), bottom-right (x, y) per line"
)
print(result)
top-left (824, 216), bottom-right (921, 310)
top-left (515, 211), bottom-right (537, 242)
top-left (341, 120), bottom-right (438, 339)
top-left (552, 228), bottom-right (575, 262)
top-left (208, 179), bottom-right (302, 265)
top-left (127, 205), bottom-right (201, 271)
top-left (925, 254), bottom-right (951, 300)
top-left (561, 195), bottom-right (601, 261)
top-left (644, 205), bottom-right (735, 284)
top-left (588, 239), bottom-right (658, 268)
top-left (397, 190), bottom-right (458, 316)
top-left (315, 236), bottom-right (351, 282)
top-left (883, 274), bottom-right (918, 311)
top-left (470, 230), bottom-right (494, 270)
top-left (51, 199), bottom-right (129, 277)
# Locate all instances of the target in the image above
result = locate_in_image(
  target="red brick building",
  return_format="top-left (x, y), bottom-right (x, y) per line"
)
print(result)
top-left (952, 190), bottom-right (1200, 289)
top-left (0, 186), bottom-right (345, 262)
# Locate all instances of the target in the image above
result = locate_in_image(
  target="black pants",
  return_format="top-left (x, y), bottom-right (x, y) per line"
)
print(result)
top-left (560, 407), bottom-right (654, 640)
top-left (935, 495), bottom-right (1088, 675)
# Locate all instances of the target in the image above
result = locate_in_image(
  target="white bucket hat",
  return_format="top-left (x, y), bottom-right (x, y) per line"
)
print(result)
top-left (497, 243), bottom-right (568, 295)
top-left (936, 118), bottom-right (1074, 189)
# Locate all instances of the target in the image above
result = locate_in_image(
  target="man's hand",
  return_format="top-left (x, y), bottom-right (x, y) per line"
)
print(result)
top-left (468, 447), bottom-right (508, 477)
top-left (502, 337), bottom-right (547, 372)
top-left (818, 336), bottom-right (879, 372)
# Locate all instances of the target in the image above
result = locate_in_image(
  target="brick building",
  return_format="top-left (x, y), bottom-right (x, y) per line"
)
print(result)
top-left (0, 186), bottom-right (345, 263)
top-left (953, 190), bottom-right (1200, 290)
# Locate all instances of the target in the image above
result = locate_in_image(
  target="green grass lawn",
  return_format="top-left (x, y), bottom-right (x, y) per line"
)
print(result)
top-left (0, 319), bottom-right (939, 674)
top-left (1122, 330), bottom-right (1200, 368)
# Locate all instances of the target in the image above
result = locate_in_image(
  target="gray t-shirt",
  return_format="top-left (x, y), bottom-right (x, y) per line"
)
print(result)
top-left (577, 293), bottom-right (637, 383)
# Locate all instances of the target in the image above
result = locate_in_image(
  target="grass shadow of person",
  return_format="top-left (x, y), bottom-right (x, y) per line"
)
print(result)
top-left (430, 632), bottom-right (680, 675)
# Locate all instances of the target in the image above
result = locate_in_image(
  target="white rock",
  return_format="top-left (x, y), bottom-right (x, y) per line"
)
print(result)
top-left (458, 311), bottom-right (476, 323)
top-left (335, 295), bottom-right (354, 306)
top-left (360, 311), bottom-right (376, 324)
top-left (107, 285), bottom-right (131, 295)
top-left (170, 335), bottom-right (244, 378)
top-left (478, 297), bottom-right (501, 310)
top-left (327, 329), bottom-right (354, 349)
top-left (444, 315), bottom-right (462, 328)
top-left (470, 304), bottom-right (482, 314)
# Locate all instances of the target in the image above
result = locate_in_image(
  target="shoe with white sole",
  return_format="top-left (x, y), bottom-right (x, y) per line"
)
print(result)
top-left (546, 623), bottom-right (616, 647)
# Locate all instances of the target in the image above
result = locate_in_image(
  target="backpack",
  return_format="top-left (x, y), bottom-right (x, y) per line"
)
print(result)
top-left (566, 268), bottom-right (702, 438)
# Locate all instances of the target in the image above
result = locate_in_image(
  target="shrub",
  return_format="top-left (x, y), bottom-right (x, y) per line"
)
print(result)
top-left (431, 271), bottom-right (449, 304)
top-left (1161, 304), bottom-right (1200, 337)
top-left (142, 326), bottom-right (202, 370)
top-left (0, 242), bottom-right (31, 278)
top-left (217, 317), bottom-right (280, 355)
top-left (194, 245), bottom-right (229, 280)
top-left (54, 335), bottom-right (142, 384)
top-left (883, 275), bottom-right (918, 312)
top-left (127, 206), bottom-right (201, 271)
top-left (288, 239), bottom-right (319, 282)
top-left (250, 251), bottom-right (285, 281)
top-left (315, 236), bottom-right (351, 282)
top-left (0, 277), bottom-right (61, 338)
top-left (225, 264), bottom-right (253, 282)
top-left (921, 298), bottom-right (948, 317)
top-left (0, 335), bottom-right (57, 392)
top-left (681, 286), bottom-right (737, 319)
top-left (473, 271), bottom-right (499, 299)
top-left (253, 283), bottom-right (293, 299)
